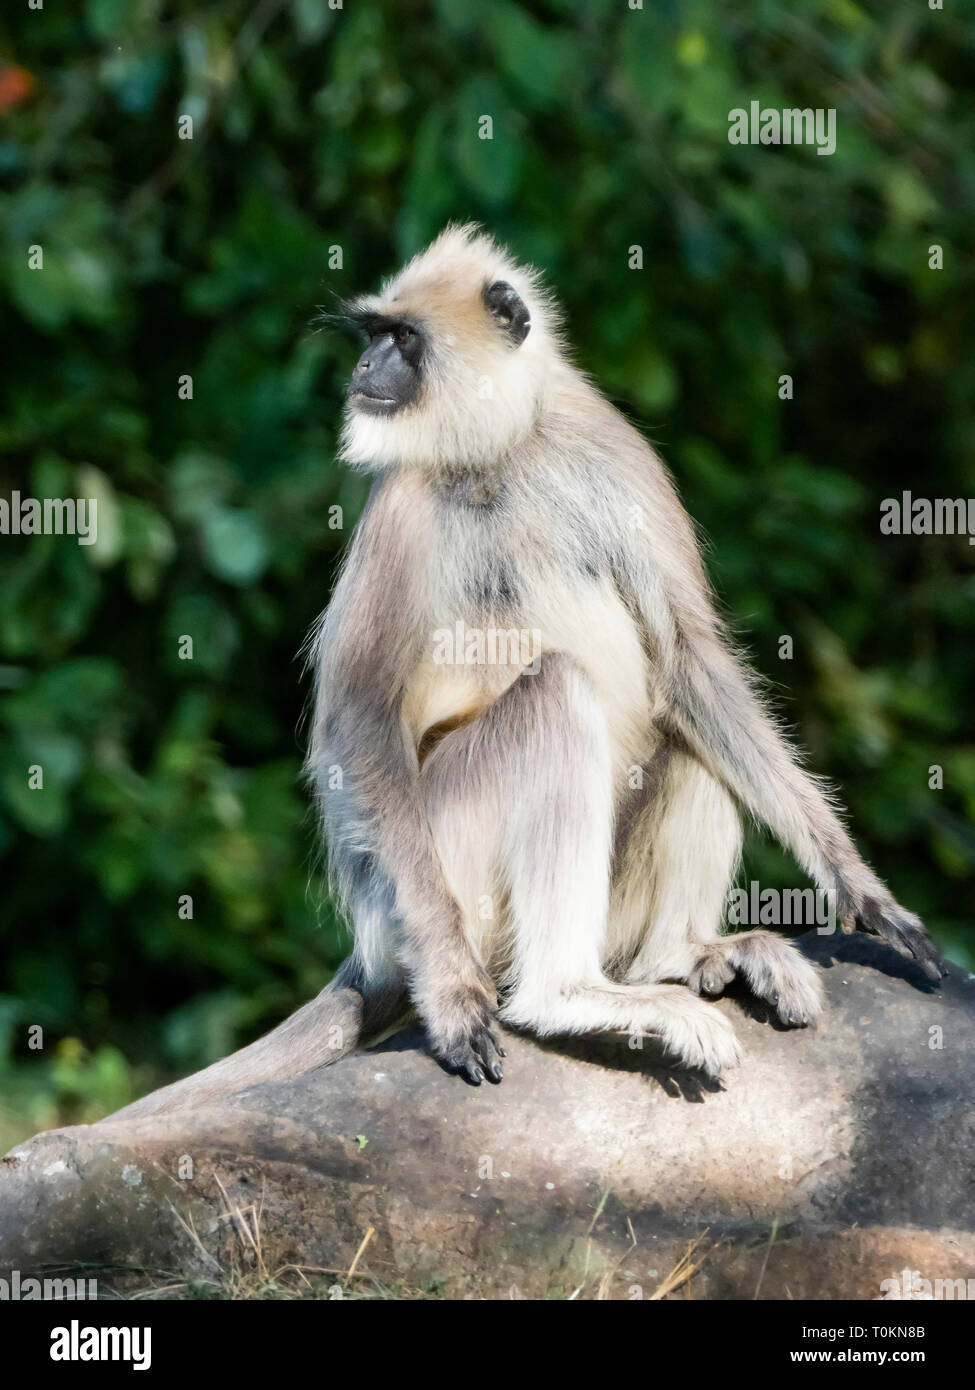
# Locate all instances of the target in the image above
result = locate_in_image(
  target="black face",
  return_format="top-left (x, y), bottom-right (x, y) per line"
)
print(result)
top-left (348, 318), bottom-right (424, 416)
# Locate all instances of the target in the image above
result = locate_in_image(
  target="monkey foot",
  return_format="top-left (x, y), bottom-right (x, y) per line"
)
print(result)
top-left (688, 932), bottom-right (824, 1027)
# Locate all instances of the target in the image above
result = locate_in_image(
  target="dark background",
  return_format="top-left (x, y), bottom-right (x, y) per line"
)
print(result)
top-left (1, 0), bottom-right (973, 1147)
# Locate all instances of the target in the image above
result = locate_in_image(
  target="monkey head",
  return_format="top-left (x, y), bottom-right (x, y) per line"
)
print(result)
top-left (338, 224), bottom-right (561, 473)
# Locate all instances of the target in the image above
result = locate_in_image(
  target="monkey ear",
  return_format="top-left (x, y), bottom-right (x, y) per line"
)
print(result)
top-left (483, 280), bottom-right (531, 346)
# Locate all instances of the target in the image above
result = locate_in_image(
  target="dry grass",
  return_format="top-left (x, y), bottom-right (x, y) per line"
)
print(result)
top-left (88, 1178), bottom-right (721, 1301)
top-left (122, 1173), bottom-right (440, 1301)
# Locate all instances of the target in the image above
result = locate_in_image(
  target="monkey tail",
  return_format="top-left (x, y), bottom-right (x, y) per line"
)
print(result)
top-left (105, 959), bottom-right (406, 1122)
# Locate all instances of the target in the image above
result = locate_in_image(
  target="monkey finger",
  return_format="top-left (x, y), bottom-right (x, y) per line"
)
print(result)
top-left (473, 1019), bottom-right (505, 1082)
top-left (859, 903), bottom-right (947, 982)
top-left (436, 1017), bottom-right (505, 1085)
top-left (440, 1047), bottom-right (485, 1086)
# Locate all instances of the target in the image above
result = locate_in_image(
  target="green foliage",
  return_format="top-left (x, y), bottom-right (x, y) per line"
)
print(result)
top-left (1, 1), bottom-right (973, 1141)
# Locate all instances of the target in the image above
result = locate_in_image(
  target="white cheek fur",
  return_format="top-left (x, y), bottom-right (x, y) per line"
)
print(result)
top-left (340, 339), bottom-right (551, 474)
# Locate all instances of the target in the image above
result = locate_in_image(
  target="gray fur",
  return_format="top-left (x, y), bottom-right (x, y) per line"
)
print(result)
top-left (303, 225), bottom-right (943, 1085)
top-left (125, 226), bottom-right (944, 1114)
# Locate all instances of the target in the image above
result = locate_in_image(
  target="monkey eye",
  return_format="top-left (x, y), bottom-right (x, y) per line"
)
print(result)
top-left (394, 325), bottom-right (415, 345)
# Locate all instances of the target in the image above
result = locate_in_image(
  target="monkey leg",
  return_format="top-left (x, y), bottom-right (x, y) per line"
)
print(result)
top-left (620, 747), bottom-right (743, 982)
top-left (619, 747), bottom-right (822, 1026)
top-left (418, 694), bottom-right (518, 1085)
top-left (425, 656), bottom-right (740, 1078)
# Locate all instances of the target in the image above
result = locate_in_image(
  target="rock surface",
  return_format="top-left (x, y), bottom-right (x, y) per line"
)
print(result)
top-left (2, 932), bottom-right (974, 1299)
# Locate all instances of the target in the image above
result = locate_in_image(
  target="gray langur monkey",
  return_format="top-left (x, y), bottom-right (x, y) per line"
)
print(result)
top-left (298, 224), bottom-right (945, 1087)
top-left (114, 224), bottom-right (945, 1123)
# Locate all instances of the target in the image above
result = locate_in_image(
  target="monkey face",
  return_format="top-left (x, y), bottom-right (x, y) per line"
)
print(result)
top-left (348, 319), bottom-right (424, 416)
top-left (346, 280), bottom-right (529, 419)
top-left (338, 224), bottom-right (553, 472)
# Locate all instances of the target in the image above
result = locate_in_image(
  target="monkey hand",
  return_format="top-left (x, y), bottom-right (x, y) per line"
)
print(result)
top-left (843, 898), bottom-right (947, 983)
top-left (422, 971), bottom-right (506, 1086)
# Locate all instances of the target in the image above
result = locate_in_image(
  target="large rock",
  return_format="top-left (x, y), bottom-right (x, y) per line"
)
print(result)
top-left (2, 933), bottom-right (973, 1299)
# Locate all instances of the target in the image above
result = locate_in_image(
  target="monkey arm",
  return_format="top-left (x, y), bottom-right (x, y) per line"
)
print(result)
top-left (670, 616), bottom-right (942, 978)
top-left (306, 481), bottom-right (505, 1084)
top-left (616, 506), bottom-right (944, 981)
top-left (311, 691), bottom-right (504, 1084)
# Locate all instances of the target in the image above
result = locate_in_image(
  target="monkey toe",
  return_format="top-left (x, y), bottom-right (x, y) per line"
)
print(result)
top-left (687, 948), bottom-right (737, 998)
top-left (773, 986), bottom-right (822, 1027)
top-left (769, 963), bottom-right (824, 1027)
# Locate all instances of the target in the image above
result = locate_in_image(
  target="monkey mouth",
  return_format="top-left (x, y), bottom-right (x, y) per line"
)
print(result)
top-left (349, 391), bottom-right (401, 414)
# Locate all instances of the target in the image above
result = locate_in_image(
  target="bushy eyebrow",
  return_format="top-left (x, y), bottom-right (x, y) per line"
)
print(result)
top-left (337, 305), bottom-right (423, 338)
